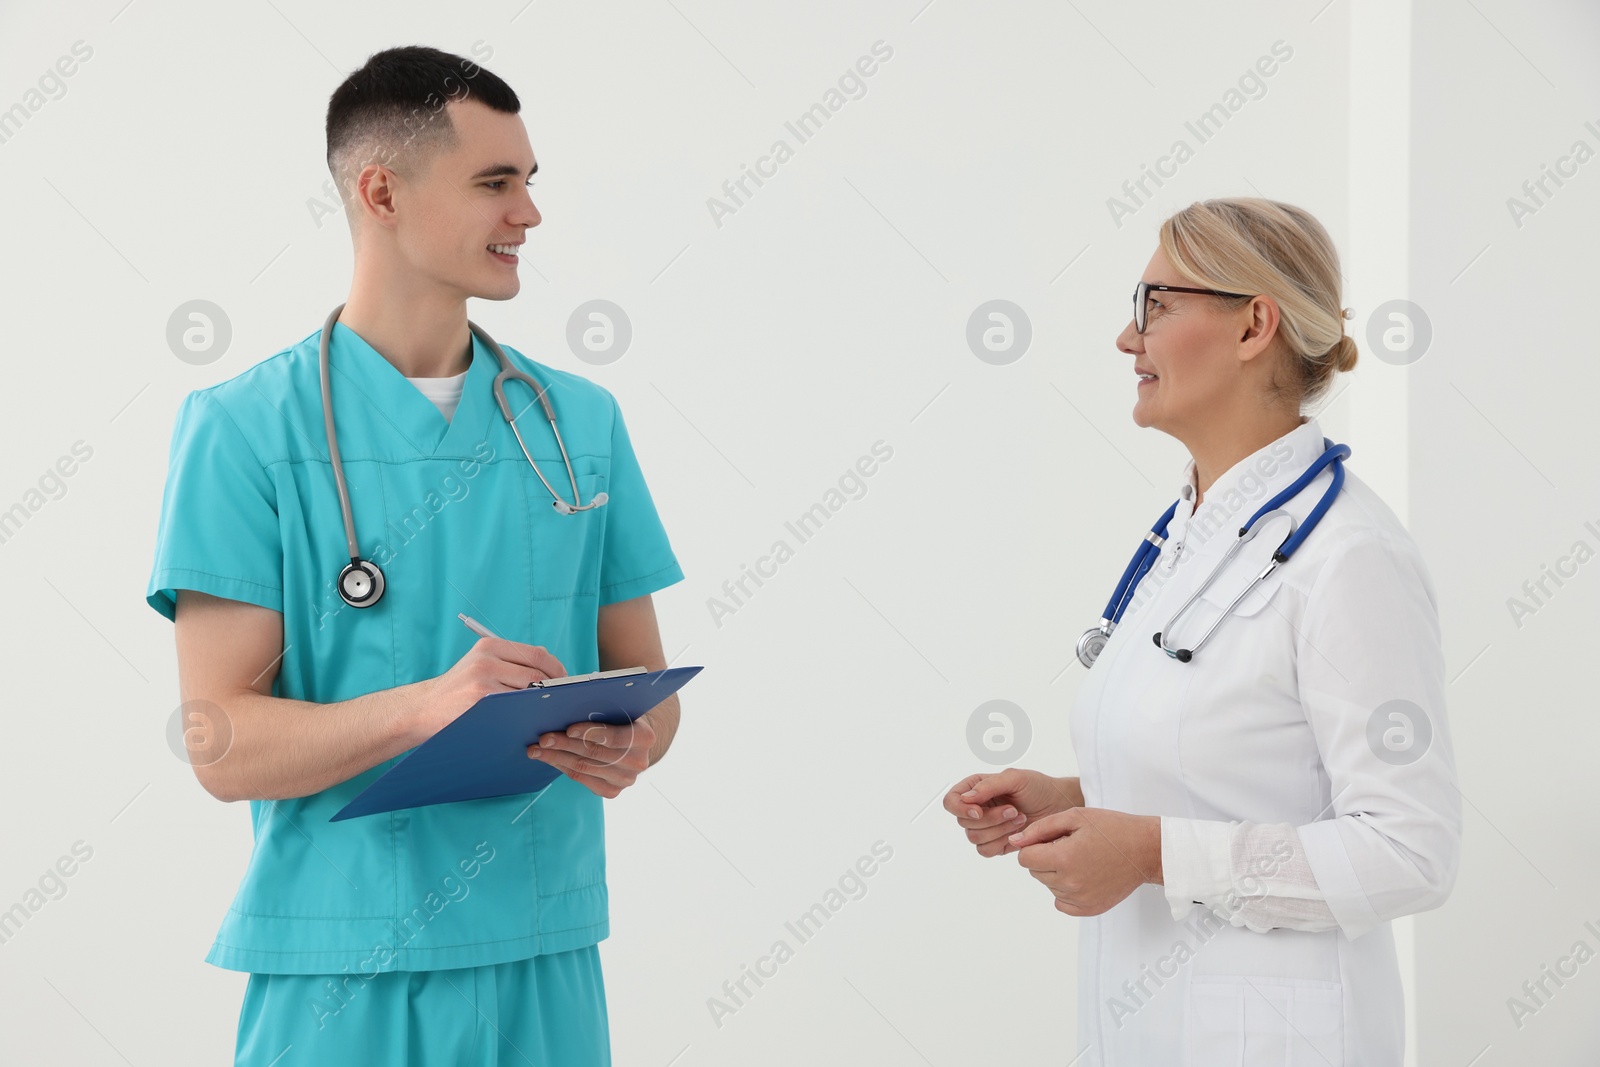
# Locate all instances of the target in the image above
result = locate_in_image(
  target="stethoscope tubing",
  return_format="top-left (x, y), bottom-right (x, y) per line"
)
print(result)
top-left (1080, 438), bottom-right (1349, 667)
top-left (482, 343), bottom-right (589, 516)
top-left (1097, 501), bottom-right (1179, 628)
top-left (317, 304), bottom-right (603, 608)
top-left (319, 304), bottom-right (365, 566)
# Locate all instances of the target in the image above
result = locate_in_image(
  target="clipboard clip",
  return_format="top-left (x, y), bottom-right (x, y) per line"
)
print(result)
top-left (528, 666), bottom-right (649, 689)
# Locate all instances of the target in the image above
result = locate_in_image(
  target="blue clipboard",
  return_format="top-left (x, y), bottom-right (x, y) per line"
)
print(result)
top-left (330, 665), bottom-right (703, 821)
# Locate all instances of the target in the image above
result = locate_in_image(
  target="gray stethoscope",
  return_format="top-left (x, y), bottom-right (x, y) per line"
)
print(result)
top-left (1076, 438), bottom-right (1350, 668)
top-left (319, 303), bottom-right (608, 609)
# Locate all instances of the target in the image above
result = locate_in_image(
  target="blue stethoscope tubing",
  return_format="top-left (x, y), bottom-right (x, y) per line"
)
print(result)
top-left (318, 303), bottom-right (607, 610)
top-left (1075, 438), bottom-right (1350, 668)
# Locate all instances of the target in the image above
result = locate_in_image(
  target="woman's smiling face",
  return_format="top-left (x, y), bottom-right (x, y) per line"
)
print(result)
top-left (1116, 247), bottom-right (1274, 436)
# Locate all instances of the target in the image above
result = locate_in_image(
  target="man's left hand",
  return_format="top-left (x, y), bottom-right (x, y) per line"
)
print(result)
top-left (528, 711), bottom-right (657, 798)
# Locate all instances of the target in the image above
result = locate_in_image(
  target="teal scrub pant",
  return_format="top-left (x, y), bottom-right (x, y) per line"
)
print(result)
top-left (234, 946), bottom-right (610, 1066)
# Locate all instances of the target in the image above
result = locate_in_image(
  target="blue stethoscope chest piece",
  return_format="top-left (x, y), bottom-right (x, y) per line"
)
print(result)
top-left (1076, 439), bottom-right (1349, 668)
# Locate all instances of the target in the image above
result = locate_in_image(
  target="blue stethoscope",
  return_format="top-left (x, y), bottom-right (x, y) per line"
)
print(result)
top-left (1075, 438), bottom-right (1350, 668)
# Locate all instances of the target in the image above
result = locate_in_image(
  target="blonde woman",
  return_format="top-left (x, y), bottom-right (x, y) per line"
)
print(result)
top-left (946, 198), bottom-right (1459, 1065)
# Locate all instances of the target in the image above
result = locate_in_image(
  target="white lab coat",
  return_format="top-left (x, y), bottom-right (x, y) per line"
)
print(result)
top-left (1069, 416), bottom-right (1460, 1066)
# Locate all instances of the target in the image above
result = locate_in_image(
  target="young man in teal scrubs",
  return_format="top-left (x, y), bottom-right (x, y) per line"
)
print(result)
top-left (146, 46), bottom-right (684, 1065)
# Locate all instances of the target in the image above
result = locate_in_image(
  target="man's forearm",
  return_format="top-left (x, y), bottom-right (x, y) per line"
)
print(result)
top-left (195, 680), bottom-right (434, 803)
top-left (646, 694), bottom-right (681, 767)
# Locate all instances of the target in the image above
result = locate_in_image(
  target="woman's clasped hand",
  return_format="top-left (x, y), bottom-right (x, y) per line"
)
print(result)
top-left (944, 769), bottom-right (1163, 916)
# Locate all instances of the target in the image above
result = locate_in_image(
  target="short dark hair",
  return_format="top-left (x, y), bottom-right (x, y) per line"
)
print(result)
top-left (325, 45), bottom-right (520, 206)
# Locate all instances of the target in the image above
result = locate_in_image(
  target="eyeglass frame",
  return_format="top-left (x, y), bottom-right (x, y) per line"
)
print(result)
top-left (1133, 281), bottom-right (1254, 333)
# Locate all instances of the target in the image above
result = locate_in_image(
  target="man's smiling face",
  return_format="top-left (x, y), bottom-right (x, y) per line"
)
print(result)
top-left (384, 97), bottom-right (542, 303)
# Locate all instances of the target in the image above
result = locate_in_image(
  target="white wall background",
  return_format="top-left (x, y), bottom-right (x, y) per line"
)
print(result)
top-left (1407, 0), bottom-right (1600, 1063)
top-left (0, 0), bottom-right (1591, 1064)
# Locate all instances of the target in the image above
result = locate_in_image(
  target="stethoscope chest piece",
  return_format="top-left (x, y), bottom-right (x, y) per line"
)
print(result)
top-left (338, 558), bottom-right (385, 608)
top-left (1076, 627), bottom-right (1110, 669)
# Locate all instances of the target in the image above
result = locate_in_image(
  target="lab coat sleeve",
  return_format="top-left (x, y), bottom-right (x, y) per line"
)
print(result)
top-left (1161, 819), bottom-right (1341, 932)
top-left (146, 390), bottom-right (284, 622)
top-left (1291, 529), bottom-right (1461, 939)
top-left (1161, 529), bottom-right (1461, 938)
top-left (596, 389), bottom-right (684, 606)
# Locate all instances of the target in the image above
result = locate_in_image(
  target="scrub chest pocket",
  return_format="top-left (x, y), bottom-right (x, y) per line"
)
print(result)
top-left (525, 471), bottom-right (608, 601)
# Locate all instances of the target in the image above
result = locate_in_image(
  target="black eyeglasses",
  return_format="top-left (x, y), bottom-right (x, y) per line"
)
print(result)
top-left (1133, 281), bottom-right (1253, 333)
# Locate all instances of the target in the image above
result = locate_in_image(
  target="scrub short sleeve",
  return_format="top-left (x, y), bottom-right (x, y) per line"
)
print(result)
top-left (145, 390), bottom-right (284, 622)
top-left (598, 390), bottom-right (683, 605)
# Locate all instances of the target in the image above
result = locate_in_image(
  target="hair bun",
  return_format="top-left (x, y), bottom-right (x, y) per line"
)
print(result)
top-left (1332, 334), bottom-right (1359, 374)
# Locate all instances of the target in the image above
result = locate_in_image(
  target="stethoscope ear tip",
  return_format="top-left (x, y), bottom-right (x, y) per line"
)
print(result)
top-left (551, 492), bottom-right (607, 515)
top-left (1150, 631), bottom-right (1192, 661)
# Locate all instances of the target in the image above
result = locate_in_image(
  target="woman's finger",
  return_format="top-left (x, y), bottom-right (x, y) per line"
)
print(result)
top-left (955, 804), bottom-right (1020, 830)
top-left (967, 814), bottom-right (1027, 848)
top-left (944, 776), bottom-right (991, 819)
top-left (958, 768), bottom-right (1021, 807)
top-left (1009, 808), bottom-right (1082, 849)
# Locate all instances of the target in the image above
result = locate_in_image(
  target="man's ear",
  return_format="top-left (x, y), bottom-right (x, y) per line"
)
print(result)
top-left (356, 163), bottom-right (403, 232)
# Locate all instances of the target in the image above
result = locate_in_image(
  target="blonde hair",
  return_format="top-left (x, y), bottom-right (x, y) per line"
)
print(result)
top-left (1158, 197), bottom-right (1357, 411)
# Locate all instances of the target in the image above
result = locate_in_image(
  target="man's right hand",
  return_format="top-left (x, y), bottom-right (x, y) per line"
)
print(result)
top-left (943, 769), bottom-right (1085, 857)
top-left (418, 638), bottom-right (567, 739)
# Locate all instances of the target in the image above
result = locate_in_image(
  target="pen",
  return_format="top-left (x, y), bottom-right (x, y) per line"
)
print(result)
top-left (458, 613), bottom-right (541, 688)
top-left (458, 613), bottom-right (500, 641)
top-left (459, 613), bottom-right (636, 690)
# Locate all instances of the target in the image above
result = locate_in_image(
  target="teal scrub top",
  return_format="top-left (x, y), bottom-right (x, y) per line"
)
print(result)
top-left (146, 320), bottom-right (684, 975)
